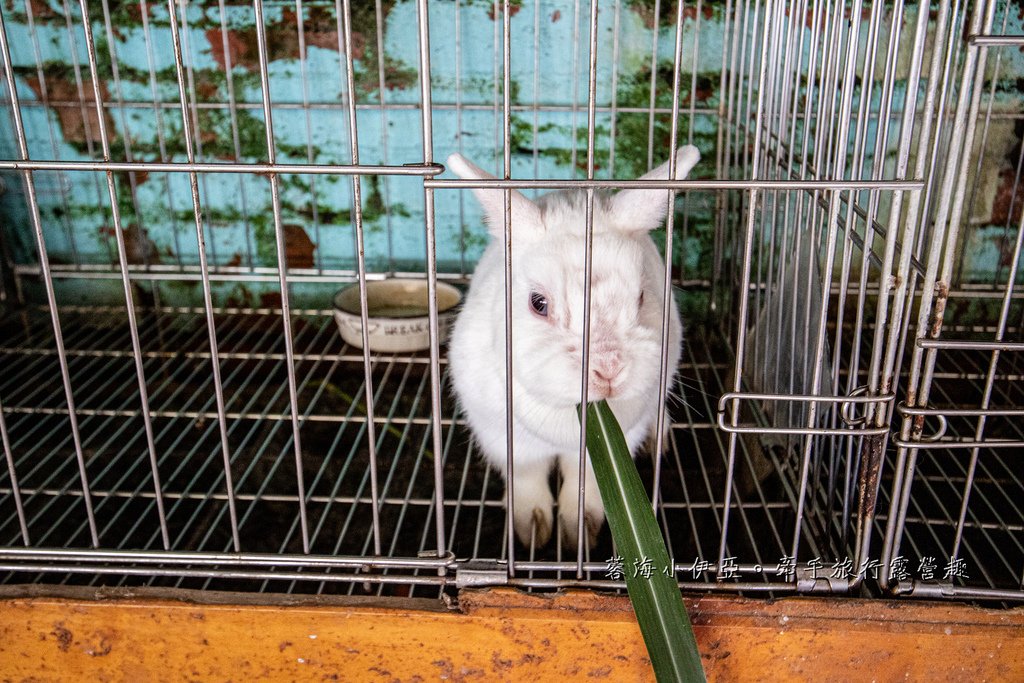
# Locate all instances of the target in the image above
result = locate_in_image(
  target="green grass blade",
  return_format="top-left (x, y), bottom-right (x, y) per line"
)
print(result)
top-left (580, 400), bottom-right (705, 682)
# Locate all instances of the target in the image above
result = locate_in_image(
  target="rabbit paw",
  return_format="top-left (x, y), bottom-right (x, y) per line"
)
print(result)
top-left (512, 488), bottom-right (554, 548)
top-left (558, 487), bottom-right (606, 550)
top-left (559, 506), bottom-right (604, 551)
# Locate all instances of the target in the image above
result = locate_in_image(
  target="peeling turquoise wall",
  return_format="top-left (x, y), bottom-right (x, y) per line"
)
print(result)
top-left (1, 1), bottom-right (1022, 309)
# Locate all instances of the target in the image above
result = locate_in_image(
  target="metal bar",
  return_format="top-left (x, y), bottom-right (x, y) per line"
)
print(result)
top-left (875, 0), bottom-right (933, 401)
top-left (0, 160), bottom-right (442, 175)
top-left (177, 5), bottom-right (223, 267)
top-left (719, 0), bottom-right (774, 581)
top-left (453, 0), bottom-right (467, 274)
top-left (953, 4), bottom-right (1014, 288)
top-left (966, 34), bottom-right (1024, 46)
top-left (213, 0), bottom-right (256, 269)
top-left (948, 181), bottom-right (1024, 564)
top-left (138, 0), bottom-right (185, 268)
top-left (20, 0), bottom-right (80, 271)
top-left (56, 0), bottom-right (114, 264)
top-left (76, 0), bottom-right (170, 551)
top-left (901, 583), bottom-right (1024, 601)
top-left (0, 547), bottom-right (453, 569)
top-left (292, 0), bottom-right (325, 274)
top-left (415, 0), bottom-right (448, 566)
top-left (1, 97), bottom-right (731, 116)
top-left (0, 393), bottom-right (29, 545)
top-left (498, 0), bottom-right (516, 578)
top-left (0, 483), bottom-right (782, 509)
top-left (0, 405), bottom-right (466, 425)
top-left (643, 0), bottom-right (661, 170)
top-left (0, 346), bottom-right (452, 366)
top-left (651, 0), bottom-right (687, 518)
top-left (250, 0), bottom-right (311, 554)
top-left (897, 405), bottom-right (1024, 418)
top-left (12, 265), bottom-right (473, 283)
top-left (841, 0), bottom-right (887, 422)
top-left (718, 423), bottom-right (890, 438)
top-left (678, 0), bottom-right (703, 290)
top-left (698, 331), bottom-right (786, 583)
top-left (917, 339), bottom-right (1024, 352)
top-left (885, 429), bottom-right (1005, 594)
top-left (0, 564), bottom-right (450, 585)
top-left (891, 439), bottom-right (1024, 451)
top-left (710, 0), bottom-right (733, 312)
top-left (0, 5), bottom-right (100, 548)
top-left (428, 179), bottom-right (924, 190)
top-left (98, 0), bottom-right (153, 273)
top-left (164, 0), bottom-right (241, 552)
top-left (574, 0), bottom-right (601, 576)
top-left (371, 0), bottom-right (395, 273)
top-left (500, 578), bottom-right (798, 592)
top-left (569, 0), bottom-right (581, 175)
top-left (407, 374), bottom-right (456, 598)
top-left (606, 0), bottom-right (621, 176)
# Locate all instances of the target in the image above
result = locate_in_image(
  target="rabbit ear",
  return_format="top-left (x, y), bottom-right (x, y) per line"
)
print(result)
top-left (447, 154), bottom-right (543, 239)
top-left (609, 145), bottom-right (700, 234)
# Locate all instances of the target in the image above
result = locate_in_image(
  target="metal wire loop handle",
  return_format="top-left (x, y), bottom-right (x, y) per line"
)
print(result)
top-left (895, 402), bottom-right (950, 443)
top-left (839, 386), bottom-right (872, 427)
top-left (717, 391), bottom-right (896, 436)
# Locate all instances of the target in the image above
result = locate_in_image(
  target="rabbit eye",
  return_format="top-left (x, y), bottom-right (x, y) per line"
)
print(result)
top-left (638, 290), bottom-right (645, 309)
top-left (529, 291), bottom-right (549, 317)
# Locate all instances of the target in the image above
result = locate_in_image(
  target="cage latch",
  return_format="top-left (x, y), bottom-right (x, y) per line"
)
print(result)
top-left (795, 568), bottom-right (850, 594)
top-left (455, 560), bottom-right (509, 588)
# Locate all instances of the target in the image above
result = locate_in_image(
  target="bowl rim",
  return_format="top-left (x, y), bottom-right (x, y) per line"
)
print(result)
top-left (332, 279), bottom-right (462, 320)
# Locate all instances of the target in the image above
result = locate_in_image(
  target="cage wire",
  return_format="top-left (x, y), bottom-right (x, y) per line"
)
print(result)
top-left (0, 0), bottom-right (1021, 603)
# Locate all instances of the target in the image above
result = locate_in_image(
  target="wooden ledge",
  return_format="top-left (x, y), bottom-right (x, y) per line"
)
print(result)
top-left (0, 586), bottom-right (1021, 680)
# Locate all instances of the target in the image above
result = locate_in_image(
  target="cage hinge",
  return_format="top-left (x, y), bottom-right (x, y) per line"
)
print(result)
top-left (795, 569), bottom-right (850, 594)
top-left (455, 561), bottom-right (509, 588)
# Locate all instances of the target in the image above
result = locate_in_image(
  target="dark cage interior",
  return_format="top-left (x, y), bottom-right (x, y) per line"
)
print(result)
top-left (0, 0), bottom-right (1022, 604)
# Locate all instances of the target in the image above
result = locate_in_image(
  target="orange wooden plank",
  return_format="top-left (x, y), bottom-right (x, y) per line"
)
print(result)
top-left (0, 587), bottom-right (1021, 681)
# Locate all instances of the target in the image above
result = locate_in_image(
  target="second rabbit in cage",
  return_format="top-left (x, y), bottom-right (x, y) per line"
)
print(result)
top-left (447, 145), bottom-right (700, 550)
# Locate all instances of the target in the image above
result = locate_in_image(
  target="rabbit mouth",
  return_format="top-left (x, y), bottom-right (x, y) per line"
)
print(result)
top-left (587, 358), bottom-right (625, 400)
top-left (587, 378), bottom-right (620, 401)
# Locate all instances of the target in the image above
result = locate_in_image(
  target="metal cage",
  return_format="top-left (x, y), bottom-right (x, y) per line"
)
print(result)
top-left (0, 0), bottom-right (1021, 603)
top-left (879, 3), bottom-right (1024, 602)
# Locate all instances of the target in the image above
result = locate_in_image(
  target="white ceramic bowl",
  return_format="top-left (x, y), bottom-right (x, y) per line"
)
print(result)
top-left (332, 279), bottom-right (462, 353)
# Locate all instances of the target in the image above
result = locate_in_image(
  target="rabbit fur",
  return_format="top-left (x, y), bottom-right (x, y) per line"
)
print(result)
top-left (447, 145), bottom-right (699, 549)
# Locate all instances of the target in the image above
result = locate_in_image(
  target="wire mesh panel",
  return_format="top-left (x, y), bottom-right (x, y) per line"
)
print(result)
top-left (708, 0), bottom-right (937, 592)
top-left (881, 1), bottom-right (1024, 602)
top-left (0, 0), bottom-right (451, 595)
top-left (0, 0), bottom-right (1020, 603)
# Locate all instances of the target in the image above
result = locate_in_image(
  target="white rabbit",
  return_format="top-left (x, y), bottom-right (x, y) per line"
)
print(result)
top-left (447, 146), bottom-right (699, 550)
